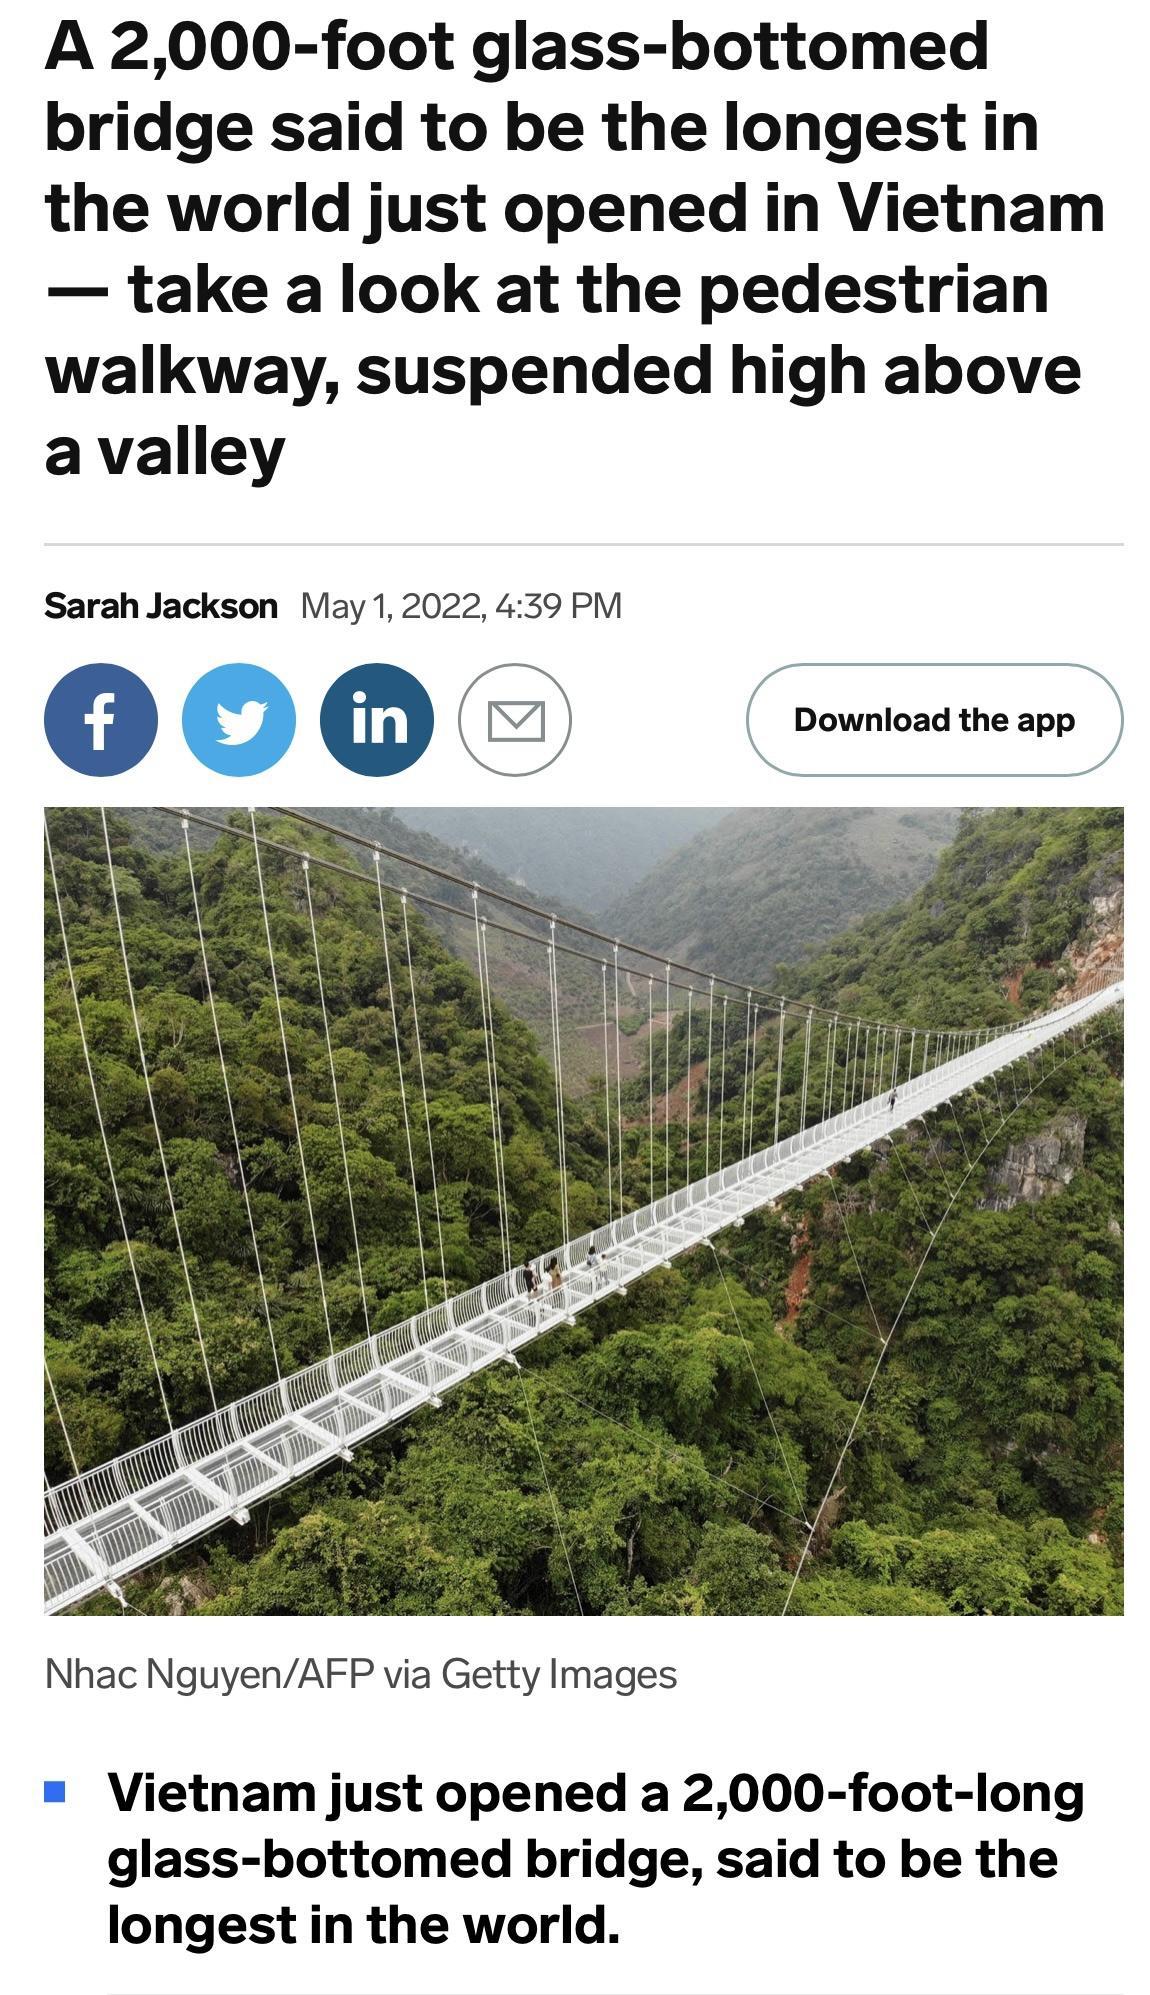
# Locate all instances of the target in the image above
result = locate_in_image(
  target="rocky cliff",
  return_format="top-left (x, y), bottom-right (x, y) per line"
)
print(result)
top-left (982, 1114), bottom-right (1087, 1210)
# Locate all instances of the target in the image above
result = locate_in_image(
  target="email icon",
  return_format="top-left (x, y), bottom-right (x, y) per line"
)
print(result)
top-left (488, 698), bottom-right (546, 743)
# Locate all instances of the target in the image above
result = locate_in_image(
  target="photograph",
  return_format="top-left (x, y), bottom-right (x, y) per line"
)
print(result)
top-left (43, 803), bottom-right (1124, 1619)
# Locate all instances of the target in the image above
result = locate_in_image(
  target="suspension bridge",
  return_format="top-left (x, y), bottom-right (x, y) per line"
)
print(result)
top-left (42, 808), bottom-right (1124, 1614)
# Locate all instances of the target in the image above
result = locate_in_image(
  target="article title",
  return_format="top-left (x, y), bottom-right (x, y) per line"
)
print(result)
top-left (42, 16), bottom-right (1102, 485)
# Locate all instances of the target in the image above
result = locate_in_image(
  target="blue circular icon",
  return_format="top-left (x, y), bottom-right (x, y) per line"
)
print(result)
top-left (320, 663), bottom-right (434, 776)
top-left (182, 663), bottom-right (296, 776)
top-left (44, 664), bottom-right (158, 776)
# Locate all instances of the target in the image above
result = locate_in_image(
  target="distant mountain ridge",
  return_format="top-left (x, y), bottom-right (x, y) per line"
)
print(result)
top-left (606, 808), bottom-right (962, 988)
top-left (395, 808), bottom-right (726, 913)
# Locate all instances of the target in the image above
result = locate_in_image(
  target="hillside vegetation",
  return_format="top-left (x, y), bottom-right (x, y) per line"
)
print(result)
top-left (608, 807), bottom-right (960, 988)
top-left (45, 807), bottom-right (1122, 1617)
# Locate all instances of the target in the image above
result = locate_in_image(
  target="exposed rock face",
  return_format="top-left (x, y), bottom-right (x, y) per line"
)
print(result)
top-left (1062, 886), bottom-right (1123, 994)
top-left (983, 1115), bottom-right (1086, 1210)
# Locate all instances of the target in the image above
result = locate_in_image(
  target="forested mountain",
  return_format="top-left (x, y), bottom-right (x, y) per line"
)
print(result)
top-left (396, 808), bottom-right (725, 913)
top-left (130, 805), bottom-right (569, 914)
top-left (607, 808), bottom-right (960, 988)
top-left (777, 806), bottom-right (1123, 1019)
top-left (45, 807), bottom-right (1122, 1617)
top-left (126, 807), bottom-right (607, 1078)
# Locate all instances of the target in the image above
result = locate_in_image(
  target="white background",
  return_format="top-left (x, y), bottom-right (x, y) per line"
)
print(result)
top-left (5, 5), bottom-right (1143, 1992)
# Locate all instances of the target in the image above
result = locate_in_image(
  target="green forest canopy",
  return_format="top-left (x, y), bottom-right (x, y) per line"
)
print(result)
top-left (44, 806), bottom-right (1123, 1617)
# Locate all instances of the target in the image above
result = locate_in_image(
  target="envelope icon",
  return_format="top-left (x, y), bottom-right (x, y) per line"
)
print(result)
top-left (488, 698), bottom-right (546, 743)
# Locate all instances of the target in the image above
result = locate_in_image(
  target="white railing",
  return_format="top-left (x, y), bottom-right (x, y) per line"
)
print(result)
top-left (43, 977), bottom-right (1122, 1612)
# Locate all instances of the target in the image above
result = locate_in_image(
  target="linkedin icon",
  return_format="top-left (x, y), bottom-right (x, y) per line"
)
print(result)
top-left (319, 663), bottom-right (434, 776)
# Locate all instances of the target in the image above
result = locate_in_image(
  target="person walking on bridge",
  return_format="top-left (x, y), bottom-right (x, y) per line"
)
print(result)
top-left (888, 1085), bottom-right (898, 1114)
top-left (520, 1253), bottom-right (541, 1323)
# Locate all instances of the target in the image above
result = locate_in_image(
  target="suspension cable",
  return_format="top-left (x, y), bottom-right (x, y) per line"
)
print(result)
top-left (479, 915), bottom-right (513, 1265)
top-left (748, 1003), bottom-right (760, 1154)
top-left (773, 1000), bottom-right (787, 1145)
top-left (741, 990), bottom-right (753, 1158)
top-left (888, 1141), bottom-right (930, 1228)
top-left (169, 808), bottom-right (1075, 1061)
top-left (704, 978), bottom-right (715, 1177)
top-left (718, 995), bottom-right (729, 1170)
top-left (547, 923), bottom-right (571, 1243)
top-left (183, 818), bottom-right (281, 1383)
top-left (44, 818), bottom-right (175, 1438)
top-left (249, 810), bottom-right (335, 1362)
top-left (823, 1170), bottom-right (885, 1344)
top-left (546, 1373), bottom-right (809, 1531)
top-left (472, 893), bottom-right (511, 1269)
top-left (821, 1014), bottom-right (837, 1122)
top-left (647, 975), bottom-right (656, 1207)
top-left (664, 964), bottom-right (672, 1198)
top-left (600, 962), bottom-right (614, 1221)
top-left (401, 893), bottom-right (447, 1289)
top-left (969, 1084), bottom-right (992, 1149)
top-left (799, 1007), bottom-right (814, 1132)
top-left (947, 1101), bottom-right (973, 1169)
top-left (910, 1115), bottom-right (955, 1201)
top-left (101, 809), bottom-right (219, 1411)
top-left (684, 986), bottom-right (694, 1186)
top-left (612, 943), bottom-right (624, 1214)
top-left (517, 1373), bottom-right (584, 1616)
top-left (705, 1242), bottom-right (811, 1525)
top-left (44, 1358), bottom-right (83, 1485)
top-left (268, 806), bottom-right (985, 1039)
top-left (373, 855), bottom-right (429, 1310)
top-left (302, 858), bottom-right (372, 1340)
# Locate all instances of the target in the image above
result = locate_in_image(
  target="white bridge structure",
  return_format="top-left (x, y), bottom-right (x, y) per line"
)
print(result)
top-left (42, 808), bottom-right (1123, 1613)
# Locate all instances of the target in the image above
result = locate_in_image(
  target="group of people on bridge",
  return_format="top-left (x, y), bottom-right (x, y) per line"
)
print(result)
top-left (519, 1243), bottom-right (606, 1315)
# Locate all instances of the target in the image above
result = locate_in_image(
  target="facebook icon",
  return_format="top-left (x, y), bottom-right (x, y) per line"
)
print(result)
top-left (44, 664), bottom-right (158, 775)
top-left (85, 690), bottom-right (116, 753)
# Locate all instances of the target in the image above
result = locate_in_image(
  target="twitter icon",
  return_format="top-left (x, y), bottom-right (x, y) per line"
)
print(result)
top-left (218, 698), bottom-right (267, 746)
top-left (182, 664), bottom-right (295, 775)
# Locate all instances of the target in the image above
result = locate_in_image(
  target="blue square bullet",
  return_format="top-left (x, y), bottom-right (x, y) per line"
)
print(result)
top-left (43, 1781), bottom-right (66, 1803)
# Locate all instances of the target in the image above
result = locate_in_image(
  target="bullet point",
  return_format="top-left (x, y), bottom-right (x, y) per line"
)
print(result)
top-left (43, 1781), bottom-right (66, 1803)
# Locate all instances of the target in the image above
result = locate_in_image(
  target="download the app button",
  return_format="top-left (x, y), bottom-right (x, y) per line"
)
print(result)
top-left (746, 664), bottom-right (1123, 777)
